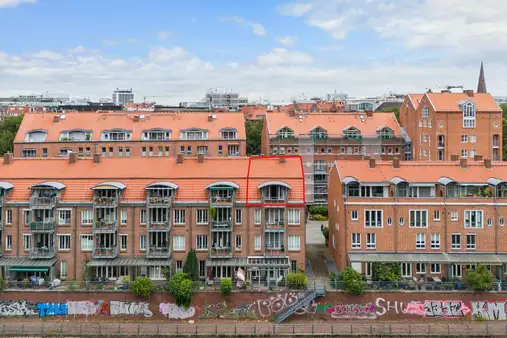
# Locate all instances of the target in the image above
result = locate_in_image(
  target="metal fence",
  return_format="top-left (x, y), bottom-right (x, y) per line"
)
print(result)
top-left (1, 322), bottom-right (506, 336)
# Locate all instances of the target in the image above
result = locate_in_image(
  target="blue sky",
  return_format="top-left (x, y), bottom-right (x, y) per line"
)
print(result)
top-left (0, 0), bottom-right (505, 103)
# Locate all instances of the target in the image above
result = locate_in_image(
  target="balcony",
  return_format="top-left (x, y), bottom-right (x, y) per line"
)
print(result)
top-left (146, 246), bottom-right (171, 259)
top-left (30, 246), bottom-right (56, 259)
top-left (29, 219), bottom-right (56, 233)
top-left (211, 220), bottom-right (232, 231)
top-left (210, 247), bottom-right (232, 258)
top-left (343, 134), bottom-right (362, 142)
top-left (262, 196), bottom-right (287, 204)
top-left (493, 141), bottom-right (500, 148)
top-left (29, 196), bottom-right (57, 209)
top-left (93, 196), bottom-right (119, 207)
top-left (147, 196), bottom-right (172, 207)
top-left (93, 220), bottom-right (118, 233)
top-left (209, 195), bottom-right (234, 206)
top-left (92, 246), bottom-right (118, 259)
top-left (264, 244), bottom-right (285, 257)
top-left (265, 220), bottom-right (285, 229)
top-left (147, 220), bottom-right (171, 231)
top-left (311, 133), bottom-right (328, 140)
top-left (313, 167), bottom-right (327, 174)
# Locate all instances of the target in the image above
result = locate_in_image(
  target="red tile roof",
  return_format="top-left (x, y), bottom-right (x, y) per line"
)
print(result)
top-left (407, 94), bottom-right (424, 110)
top-left (425, 92), bottom-right (501, 112)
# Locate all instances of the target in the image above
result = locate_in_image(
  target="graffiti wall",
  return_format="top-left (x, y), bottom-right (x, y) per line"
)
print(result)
top-left (2, 292), bottom-right (507, 322)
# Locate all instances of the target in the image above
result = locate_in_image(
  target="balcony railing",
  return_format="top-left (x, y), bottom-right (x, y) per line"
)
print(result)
top-left (146, 246), bottom-right (171, 259)
top-left (209, 195), bottom-right (234, 205)
top-left (93, 196), bottom-right (119, 207)
top-left (210, 247), bottom-right (232, 258)
top-left (262, 196), bottom-right (287, 204)
top-left (265, 220), bottom-right (285, 228)
top-left (493, 141), bottom-right (500, 148)
top-left (311, 133), bottom-right (328, 140)
top-left (147, 196), bottom-right (172, 206)
top-left (29, 196), bottom-right (57, 208)
top-left (30, 246), bottom-right (56, 259)
top-left (211, 220), bottom-right (232, 230)
top-left (93, 220), bottom-right (118, 233)
top-left (147, 220), bottom-right (171, 231)
top-left (264, 245), bottom-right (285, 256)
top-left (343, 134), bottom-right (362, 141)
top-left (29, 219), bottom-right (56, 232)
top-left (92, 246), bottom-right (118, 259)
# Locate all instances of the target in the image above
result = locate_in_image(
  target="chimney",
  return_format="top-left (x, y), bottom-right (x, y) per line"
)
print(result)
top-left (69, 152), bottom-right (78, 164)
top-left (464, 89), bottom-right (474, 97)
top-left (280, 157), bottom-right (286, 164)
top-left (3, 153), bottom-right (13, 165)
top-left (474, 154), bottom-right (483, 161)
top-left (484, 158), bottom-right (492, 169)
top-left (427, 89), bottom-right (432, 93)
top-left (176, 153), bottom-right (184, 164)
top-left (53, 115), bottom-right (60, 123)
top-left (208, 115), bottom-right (213, 122)
top-left (369, 157), bottom-right (376, 169)
top-left (366, 111), bottom-right (373, 118)
top-left (450, 154), bottom-right (459, 161)
top-left (93, 153), bottom-right (101, 164)
top-left (392, 157), bottom-right (400, 169)
top-left (197, 153), bottom-right (204, 163)
top-left (460, 158), bottom-right (467, 168)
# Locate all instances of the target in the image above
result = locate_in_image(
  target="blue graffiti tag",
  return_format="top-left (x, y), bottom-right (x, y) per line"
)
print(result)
top-left (37, 303), bottom-right (68, 318)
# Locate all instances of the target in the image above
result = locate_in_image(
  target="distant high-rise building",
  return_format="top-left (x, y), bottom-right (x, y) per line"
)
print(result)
top-left (180, 89), bottom-right (248, 111)
top-left (112, 88), bottom-right (135, 105)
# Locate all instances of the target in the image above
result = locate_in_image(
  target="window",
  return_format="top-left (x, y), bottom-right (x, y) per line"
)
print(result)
top-left (235, 209), bottom-right (242, 224)
top-left (416, 233), bottom-right (425, 249)
top-left (452, 264), bottom-right (462, 278)
top-left (433, 210), bottom-right (440, 221)
top-left (196, 209), bottom-right (208, 224)
top-left (288, 235), bottom-right (301, 251)
top-left (118, 147), bottom-right (123, 157)
top-left (24, 209), bottom-right (31, 225)
top-left (148, 146), bottom-right (154, 156)
top-left (470, 135), bottom-right (476, 143)
top-left (254, 209), bottom-right (261, 225)
top-left (187, 146), bottom-right (192, 155)
top-left (422, 107), bottom-right (429, 117)
top-left (466, 234), bottom-right (476, 250)
top-left (58, 234), bottom-right (71, 250)
top-left (42, 148), bottom-right (48, 157)
top-left (228, 144), bottom-right (240, 156)
top-left (351, 210), bottom-right (358, 221)
top-left (6, 209), bottom-right (12, 224)
top-left (82, 209), bottom-right (93, 225)
top-left (218, 145), bottom-right (223, 156)
top-left (196, 235), bottom-right (208, 250)
top-left (157, 146), bottom-right (163, 156)
top-left (366, 233), bottom-right (376, 249)
top-left (174, 209), bottom-right (186, 224)
top-left (58, 209), bottom-right (71, 225)
top-left (399, 217), bottom-right (405, 226)
top-left (235, 235), bottom-right (242, 251)
top-left (197, 146), bottom-right (208, 156)
top-left (199, 260), bottom-right (206, 278)
top-left (108, 147), bottom-right (114, 157)
top-left (409, 210), bottom-right (428, 227)
top-left (22, 149), bottom-right (36, 157)
top-left (416, 263), bottom-right (426, 274)
top-left (101, 147), bottom-right (107, 157)
top-left (173, 235), bottom-right (185, 251)
top-left (364, 210), bottom-right (383, 227)
top-left (85, 147), bottom-right (91, 156)
top-left (461, 135), bottom-right (468, 143)
top-left (461, 149), bottom-right (468, 158)
top-left (140, 235), bottom-right (146, 250)
top-left (5, 235), bottom-right (12, 250)
top-left (80, 235), bottom-right (93, 251)
top-left (401, 263), bottom-right (412, 277)
top-left (431, 233), bottom-right (440, 249)
top-left (470, 149), bottom-right (476, 158)
top-left (465, 210), bottom-right (483, 228)
top-left (254, 235), bottom-right (261, 250)
top-left (120, 209), bottom-right (127, 225)
top-left (430, 263), bottom-right (441, 274)
top-left (120, 234), bottom-right (128, 251)
top-left (462, 103), bottom-right (476, 128)
top-left (23, 234), bottom-right (32, 251)
top-left (140, 209), bottom-right (147, 224)
top-left (165, 146), bottom-right (169, 156)
top-left (487, 218), bottom-right (493, 227)
top-left (180, 146), bottom-right (185, 154)
top-left (452, 234), bottom-right (461, 249)
top-left (176, 260), bottom-right (183, 273)
top-left (351, 233), bottom-right (361, 249)
top-left (60, 261), bottom-right (67, 280)
top-left (451, 211), bottom-right (458, 221)
top-left (387, 217), bottom-right (392, 226)
top-left (288, 209), bottom-right (300, 225)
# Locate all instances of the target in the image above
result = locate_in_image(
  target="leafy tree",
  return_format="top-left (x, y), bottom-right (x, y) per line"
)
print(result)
top-left (183, 248), bottom-right (198, 281)
top-left (169, 272), bottom-right (193, 308)
top-left (0, 115), bottom-right (24, 155)
top-left (372, 263), bottom-right (401, 282)
top-left (309, 206), bottom-right (328, 217)
top-left (220, 278), bottom-right (233, 295)
top-left (245, 120), bottom-right (263, 155)
top-left (286, 272), bottom-right (308, 289)
top-left (501, 104), bottom-right (507, 160)
top-left (341, 267), bottom-right (365, 296)
top-left (382, 107), bottom-right (400, 123)
top-left (131, 276), bottom-right (156, 298)
top-left (467, 265), bottom-right (494, 291)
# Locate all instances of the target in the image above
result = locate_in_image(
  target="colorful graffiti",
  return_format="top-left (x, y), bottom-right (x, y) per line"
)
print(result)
top-left (0, 301), bottom-right (38, 317)
top-left (198, 302), bottom-right (258, 320)
top-left (159, 303), bottom-right (195, 319)
top-left (254, 292), bottom-right (305, 318)
top-left (110, 301), bottom-right (152, 318)
top-left (471, 301), bottom-right (507, 320)
top-left (326, 303), bottom-right (377, 319)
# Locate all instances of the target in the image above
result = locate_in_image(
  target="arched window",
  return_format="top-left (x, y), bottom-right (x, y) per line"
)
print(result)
top-left (277, 127), bottom-right (294, 139)
top-left (310, 127), bottom-right (327, 139)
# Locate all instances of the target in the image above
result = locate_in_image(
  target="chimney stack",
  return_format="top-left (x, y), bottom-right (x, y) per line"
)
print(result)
top-left (366, 111), bottom-right (373, 118)
top-left (484, 158), bottom-right (492, 169)
top-left (464, 89), bottom-right (474, 97)
top-left (176, 153), bottom-right (184, 164)
top-left (53, 115), bottom-right (60, 123)
top-left (280, 157), bottom-right (286, 164)
top-left (474, 154), bottom-right (483, 161)
top-left (3, 153), bottom-right (13, 165)
top-left (393, 157), bottom-right (400, 169)
top-left (450, 154), bottom-right (459, 161)
top-left (69, 152), bottom-right (78, 164)
top-left (460, 158), bottom-right (467, 168)
top-left (208, 115), bottom-right (213, 122)
top-left (93, 153), bottom-right (101, 164)
top-left (197, 154), bottom-right (204, 163)
top-left (369, 157), bottom-right (376, 169)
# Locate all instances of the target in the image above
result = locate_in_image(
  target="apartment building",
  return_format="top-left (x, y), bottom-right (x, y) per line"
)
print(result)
top-left (14, 112), bottom-right (246, 158)
top-left (262, 111), bottom-right (411, 205)
top-left (0, 154), bottom-right (305, 285)
top-left (328, 157), bottom-right (507, 280)
top-left (399, 90), bottom-right (502, 161)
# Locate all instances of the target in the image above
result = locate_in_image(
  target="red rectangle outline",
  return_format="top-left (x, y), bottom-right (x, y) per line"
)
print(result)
top-left (246, 155), bottom-right (306, 207)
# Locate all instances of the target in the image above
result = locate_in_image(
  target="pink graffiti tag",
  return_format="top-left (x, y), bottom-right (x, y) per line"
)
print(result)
top-left (404, 301), bottom-right (470, 318)
top-left (325, 303), bottom-right (377, 319)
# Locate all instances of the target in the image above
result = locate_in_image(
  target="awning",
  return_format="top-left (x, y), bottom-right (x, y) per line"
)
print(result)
top-left (437, 177), bottom-right (455, 186)
top-left (348, 253), bottom-right (506, 265)
top-left (206, 181), bottom-right (239, 190)
top-left (342, 177), bottom-right (359, 185)
top-left (92, 182), bottom-right (126, 190)
top-left (0, 182), bottom-right (14, 190)
top-left (0, 257), bottom-right (56, 267)
top-left (30, 182), bottom-right (65, 190)
top-left (390, 177), bottom-right (406, 185)
top-left (206, 257), bottom-right (247, 267)
top-left (488, 178), bottom-right (504, 187)
top-left (9, 267), bottom-right (49, 272)
top-left (87, 257), bottom-right (171, 267)
top-left (258, 181), bottom-right (291, 189)
top-left (145, 182), bottom-right (179, 190)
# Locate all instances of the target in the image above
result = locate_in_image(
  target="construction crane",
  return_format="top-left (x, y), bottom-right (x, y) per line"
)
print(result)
top-left (436, 85), bottom-right (463, 91)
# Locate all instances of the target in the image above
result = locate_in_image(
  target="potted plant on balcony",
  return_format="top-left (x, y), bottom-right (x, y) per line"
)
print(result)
top-left (208, 206), bottom-right (217, 221)
top-left (123, 276), bottom-right (130, 289)
top-left (108, 197), bottom-right (114, 204)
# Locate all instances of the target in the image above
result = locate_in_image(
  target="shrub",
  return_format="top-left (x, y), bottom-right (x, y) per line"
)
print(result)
top-left (321, 227), bottom-right (329, 241)
top-left (183, 249), bottom-right (198, 281)
top-left (0, 276), bottom-right (5, 292)
top-left (313, 214), bottom-right (327, 221)
top-left (131, 276), bottom-right (156, 298)
top-left (329, 272), bottom-right (342, 290)
top-left (286, 272), bottom-right (308, 289)
top-left (220, 278), bottom-right (233, 295)
top-left (341, 267), bottom-right (365, 296)
top-left (372, 263), bottom-right (401, 282)
top-left (169, 272), bottom-right (194, 309)
top-left (310, 206), bottom-right (328, 216)
top-left (467, 265), bottom-right (494, 291)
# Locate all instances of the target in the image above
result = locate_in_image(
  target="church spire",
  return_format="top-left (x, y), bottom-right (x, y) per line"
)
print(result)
top-left (477, 61), bottom-right (487, 93)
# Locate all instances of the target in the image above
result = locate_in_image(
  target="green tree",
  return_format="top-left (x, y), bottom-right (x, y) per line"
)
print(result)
top-left (0, 114), bottom-right (24, 156)
top-left (341, 267), bottom-right (365, 296)
top-left (169, 272), bottom-right (193, 308)
top-left (220, 277), bottom-right (233, 295)
top-left (131, 276), bottom-right (156, 298)
top-left (467, 265), bottom-right (494, 291)
top-left (372, 263), bottom-right (401, 282)
top-left (501, 104), bottom-right (507, 160)
top-left (183, 248), bottom-right (198, 281)
top-left (245, 120), bottom-right (263, 155)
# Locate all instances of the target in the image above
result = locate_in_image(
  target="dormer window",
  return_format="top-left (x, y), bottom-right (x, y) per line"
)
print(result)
top-left (220, 128), bottom-right (237, 140)
top-left (358, 102), bottom-right (373, 111)
top-left (462, 102), bottom-right (476, 129)
top-left (343, 127), bottom-right (361, 140)
top-left (258, 181), bottom-right (291, 202)
top-left (311, 127), bottom-right (327, 139)
top-left (142, 129), bottom-right (171, 141)
top-left (181, 129), bottom-right (208, 140)
top-left (60, 129), bottom-right (92, 141)
top-left (101, 130), bottom-right (132, 141)
top-left (377, 127), bottom-right (394, 140)
top-left (277, 127), bottom-right (294, 139)
top-left (25, 130), bottom-right (47, 142)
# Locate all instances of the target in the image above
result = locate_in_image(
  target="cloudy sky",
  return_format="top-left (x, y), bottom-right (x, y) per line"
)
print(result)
top-left (0, 0), bottom-right (505, 104)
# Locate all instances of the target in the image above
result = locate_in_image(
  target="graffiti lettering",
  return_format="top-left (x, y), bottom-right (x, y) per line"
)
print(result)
top-left (326, 303), bottom-right (377, 319)
top-left (424, 301), bottom-right (469, 318)
top-left (37, 303), bottom-right (68, 318)
top-left (471, 301), bottom-right (507, 320)
top-left (198, 302), bottom-right (257, 320)
top-left (0, 301), bottom-right (38, 317)
top-left (255, 293), bottom-right (305, 318)
top-left (159, 303), bottom-right (195, 319)
top-left (375, 297), bottom-right (406, 317)
top-left (110, 301), bottom-right (152, 318)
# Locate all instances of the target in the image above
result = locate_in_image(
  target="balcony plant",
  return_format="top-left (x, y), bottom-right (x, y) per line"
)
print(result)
top-left (220, 278), bottom-right (233, 296)
top-left (131, 276), bottom-right (155, 298)
top-left (169, 272), bottom-right (193, 309)
top-left (467, 265), bottom-right (494, 291)
top-left (208, 206), bottom-right (217, 221)
top-left (286, 272), bottom-right (307, 290)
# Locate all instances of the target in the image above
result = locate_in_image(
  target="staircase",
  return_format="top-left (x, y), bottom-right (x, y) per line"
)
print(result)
top-left (275, 281), bottom-right (326, 324)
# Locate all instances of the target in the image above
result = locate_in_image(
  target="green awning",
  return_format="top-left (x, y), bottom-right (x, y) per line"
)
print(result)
top-left (9, 267), bottom-right (49, 272)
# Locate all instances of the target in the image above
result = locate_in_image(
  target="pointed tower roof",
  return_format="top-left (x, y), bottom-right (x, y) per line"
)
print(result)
top-left (477, 62), bottom-right (487, 93)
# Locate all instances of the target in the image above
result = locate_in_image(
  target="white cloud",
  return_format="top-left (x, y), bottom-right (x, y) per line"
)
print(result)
top-left (276, 35), bottom-right (299, 46)
top-left (157, 31), bottom-right (171, 41)
top-left (102, 39), bottom-right (119, 46)
top-left (0, 0), bottom-right (35, 8)
top-left (224, 16), bottom-right (267, 36)
top-left (33, 50), bottom-right (63, 61)
top-left (276, 3), bottom-right (312, 16)
top-left (257, 48), bottom-right (313, 66)
top-left (148, 47), bottom-right (189, 63)
top-left (68, 46), bottom-right (87, 54)
top-left (252, 23), bottom-right (266, 36)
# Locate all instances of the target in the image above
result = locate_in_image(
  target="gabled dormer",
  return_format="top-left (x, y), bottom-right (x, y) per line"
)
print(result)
top-left (59, 129), bottom-right (92, 141)
top-left (92, 182), bottom-right (125, 206)
top-left (25, 129), bottom-right (47, 142)
top-left (207, 181), bottom-right (238, 206)
top-left (180, 128), bottom-right (208, 140)
top-left (310, 126), bottom-right (327, 139)
top-left (29, 182), bottom-right (65, 208)
top-left (277, 127), bottom-right (294, 139)
top-left (220, 128), bottom-right (238, 140)
top-left (100, 129), bottom-right (132, 141)
top-left (141, 129), bottom-right (171, 141)
top-left (377, 126), bottom-right (394, 139)
top-left (342, 126), bottom-right (361, 140)
top-left (145, 182), bottom-right (178, 205)
top-left (258, 181), bottom-right (291, 203)
top-left (459, 100), bottom-right (476, 128)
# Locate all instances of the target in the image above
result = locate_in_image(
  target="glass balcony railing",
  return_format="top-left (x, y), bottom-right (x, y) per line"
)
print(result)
top-left (93, 220), bottom-right (118, 232)
top-left (29, 219), bottom-right (56, 232)
top-left (209, 195), bottom-right (234, 205)
top-left (93, 196), bottom-right (119, 207)
top-left (146, 246), bottom-right (171, 258)
top-left (147, 220), bottom-right (171, 231)
top-left (211, 220), bottom-right (232, 230)
top-left (29, 196), bottom-right (57, 208)
top-left (264, 244), bottom-right (285, 256)
top-left (210, 247), bottom-right (232, 258)
top-left (147, 196), bottom-right (172, 206)
top-left (92, 246), bottom-right (118, 259)
top-left (30, 246), bottom-right (56, 259)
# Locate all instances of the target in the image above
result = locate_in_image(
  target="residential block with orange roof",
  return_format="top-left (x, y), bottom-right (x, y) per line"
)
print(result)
top-left (0, 153), bottom-right (305, 284)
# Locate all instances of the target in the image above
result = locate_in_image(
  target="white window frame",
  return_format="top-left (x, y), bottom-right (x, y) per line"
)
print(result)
top-left (5, 235), bottom-right (12, 251)
top-left (451, 233), bottom-right (461, 250)
top-left (416, 263), bottom-right (426, 274)
top-left (235, 209), bottom-right (242, 225)
top-left (366, 233), bottom-right (376, 249)
top-left (140, 209), bottom-right (147, 225)
top-left (409, 210), bottom-right (428, 228)
top-left (422, 107), bottom-right (429, 117)
top-left (461, 135), bottom-right (468, 143)
top-left (401, 263), bottom-right (412, 277)
top-left (470, 135), bottom-right (476, 143)
top-left (140, 235), bottom-right (146, 251)
top-left (196, 235), bottom-right (208, 251)
top-left (120, 209), bottom-right (127, 225)
top-left (451, 211), bottom-right (458, 221)
top-left (462, 103), bottom-right (476, 129)
top-left (452, 264), bottom-right (462, 278)
top-left (466, 233), bottom-right (476, 250)
top-left (254, 209), bottom-right (261, 225)
top-left (351, 210), bottom-right (358, 221)
top-left (57, 234), bottom-right (71, 251)
top-left (464, 210), bottom-right (483, 228)
top-left (81, 209), bottom-right (93, 225)
top-left (364, 210), bottom-right (383, 228)
top-left (351, 233), bottom-right (361, 249)
top-left (196, 209), bottom-right (209, 225)
top-left (235, 235), bottom-right (242, 251)
top-left (6, 209), bottom-right (12, 224)
top-left (254, 235), bottom-right (261, 251)
top-left (119, 234), bottom-right (128, 251)
top-left (57, 209), bottom-right (72, 225)
top-left (23, 209), bottom-right (31, 225)
top-left (23, 233), bottom-right (32, 251)
top-left (288, 209), bottom-right (300, 225)
top-left (431, 233), bottom-right (440, 249)
top-left (416, 233), bottom-right (426, 249)
top-left (433, 210), bottom-right (440, 221)
top-left (174, 209), bottom-right (186, 225)
top-left (173, 235), bottom-right (185, 251)
top-left (60, 261), bottom-right (68, 280)
top-left (80, 234), bottom-right (93, 251)
top-left (288, 235), bottom-right (301, 251)
top-left (430, 263), bottom-right (441, 274)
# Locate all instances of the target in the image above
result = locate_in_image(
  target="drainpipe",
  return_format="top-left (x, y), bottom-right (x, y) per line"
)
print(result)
top-left (73, 205), bottom-right (78, 279)
top-left (394, 186), bottom-right (398, 253)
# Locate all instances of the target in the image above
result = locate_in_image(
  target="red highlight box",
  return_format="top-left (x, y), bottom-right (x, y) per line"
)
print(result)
top-left (246, 155), bottom-right (306, 207)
